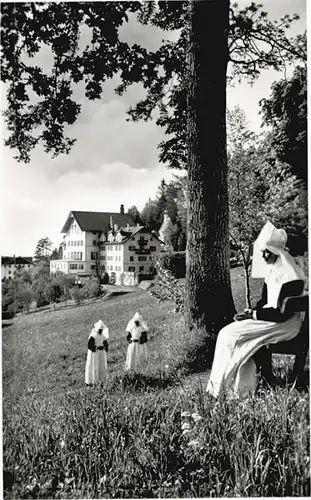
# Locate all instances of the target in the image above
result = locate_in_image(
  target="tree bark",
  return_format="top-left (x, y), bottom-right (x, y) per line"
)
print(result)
top-left (185, 0), bottom-right (236, 338)
top-left (244, 264), bottom-right (252, 309)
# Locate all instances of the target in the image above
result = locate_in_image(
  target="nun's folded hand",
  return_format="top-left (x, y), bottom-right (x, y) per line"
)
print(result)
top-left (234, 310), bottom-right (252, 321)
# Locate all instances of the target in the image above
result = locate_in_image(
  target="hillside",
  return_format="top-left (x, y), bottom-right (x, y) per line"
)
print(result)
top-left (2, 269), bottom-right (309, 499)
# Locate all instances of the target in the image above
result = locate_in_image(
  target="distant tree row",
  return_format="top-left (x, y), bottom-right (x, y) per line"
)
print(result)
top-left (127, 178), bottom-right (187, 251)
top-left (2, 262), bottom-right (101, 314)
top-left (34, 236), bottom-right (60, 263)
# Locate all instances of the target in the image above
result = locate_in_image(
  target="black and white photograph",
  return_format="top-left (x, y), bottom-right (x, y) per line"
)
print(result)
top-left (1, 0), bottom-right (309, 498)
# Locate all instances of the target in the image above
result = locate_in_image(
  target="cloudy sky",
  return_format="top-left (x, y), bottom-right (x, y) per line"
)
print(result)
top-left (1, 0), bottom-right (306, 256)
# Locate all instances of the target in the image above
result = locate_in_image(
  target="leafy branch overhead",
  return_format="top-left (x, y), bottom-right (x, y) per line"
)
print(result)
top-left (1, 1), bottom-right (306, 165)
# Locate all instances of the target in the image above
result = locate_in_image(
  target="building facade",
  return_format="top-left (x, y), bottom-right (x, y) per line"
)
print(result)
top-left (1, 256), bottom-right (34, 280)
top-left (50, 207), bottom-right (163, 284)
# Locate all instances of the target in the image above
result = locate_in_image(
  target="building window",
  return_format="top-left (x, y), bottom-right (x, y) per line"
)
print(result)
top-left (131, 237), bottom-right (135, 241)
top-left (150, 238), bottom-right (153, 241)
top-left (130, 256), bottom-right (134, 262)
top-left (138, 256), bottom-right (147, 261)
top-left (93, 240), bottom-right (97, 246)
top-left (79, 264), bottom-right (84, 270)
top-left (69, 263), bottom-right (78, 270)
top-left (91, 265), bottom-right (96, 270)
top-left (139, 266), bottom-right (144, 272)
top-left (149, 266), bottom-right (154, 273)
top-left (128, 266), bottom-right (135, 272)
top-left (91, 252), bottom-right (98, 260)
top-left (129, 245), bottom-right (135, 251)
top-left (150, 246), bottom-right (156, 251)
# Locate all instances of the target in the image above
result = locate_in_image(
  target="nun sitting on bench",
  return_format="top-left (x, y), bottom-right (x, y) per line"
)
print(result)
top-left (206, 221), bottom-right (305, 399)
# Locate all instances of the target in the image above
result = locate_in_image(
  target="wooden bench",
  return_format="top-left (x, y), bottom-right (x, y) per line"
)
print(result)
top-left (266, 293), bottom-right (309, 383)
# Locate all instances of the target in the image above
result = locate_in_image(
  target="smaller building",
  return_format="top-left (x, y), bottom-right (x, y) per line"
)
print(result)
top-left (1, 256), bottom-right (34, 280)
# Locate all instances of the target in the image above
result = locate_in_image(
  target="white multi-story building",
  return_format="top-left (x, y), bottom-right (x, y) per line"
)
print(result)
top-left (1, 256), bottom-right (34, 280)
top-left (50, 206), bottom-right (163, 284)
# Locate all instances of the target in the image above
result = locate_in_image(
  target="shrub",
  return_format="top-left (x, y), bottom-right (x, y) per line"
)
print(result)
top-left (83, 276), bottom-right (101, 298)
top-left (69, 286), bottom-right (85, 304)
top-left (149, 258), bottom-right (184, 312)
top-left (155, 251), bottom-right (186, 278)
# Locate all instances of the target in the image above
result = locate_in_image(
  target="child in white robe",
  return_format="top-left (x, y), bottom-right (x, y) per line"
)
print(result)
top-left (85, 319), bottom-right (109, 385)
top-left (125, 312), bottom-right (149, 371)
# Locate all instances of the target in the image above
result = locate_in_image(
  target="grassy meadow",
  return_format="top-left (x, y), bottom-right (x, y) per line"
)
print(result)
top-left (2, 267), bottom-right (310, 498)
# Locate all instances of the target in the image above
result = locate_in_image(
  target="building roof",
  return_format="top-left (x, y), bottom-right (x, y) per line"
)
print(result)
top-left (1, 256), bottom-right (33, 265)
top-left (61, 211), bottom-right (134, 233)
top-left (108, 225), bottom-right (163, 244)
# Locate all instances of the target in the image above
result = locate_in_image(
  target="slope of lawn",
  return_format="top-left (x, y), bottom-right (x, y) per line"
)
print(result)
top-left (2, 268), bottom-right (309, 499)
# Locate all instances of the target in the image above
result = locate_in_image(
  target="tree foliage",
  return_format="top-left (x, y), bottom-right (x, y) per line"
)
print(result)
top-left (34, 237), bottom-right (53, 263)
top-left (228, 106), bottom-right (307, 307)
top-left (259, 65), bottom-right (307, 184)
top-left (127, 205), bottom-right (142, 225)
top-left (1, 1), bottom-right (306, 167)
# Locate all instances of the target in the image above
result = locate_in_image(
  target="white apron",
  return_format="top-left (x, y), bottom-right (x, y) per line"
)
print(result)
top-left (85, 330), bottom-right (108, 384)
top-left (206, 261), bottom-right (303, 398)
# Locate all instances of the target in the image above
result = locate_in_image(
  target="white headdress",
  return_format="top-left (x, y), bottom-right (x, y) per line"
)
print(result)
top-left (251, 221), bottom-right (304, 283)
top-left (126, 311), bottom-right (149, 332)
top-left (90, 319), bottom-right (109, 339)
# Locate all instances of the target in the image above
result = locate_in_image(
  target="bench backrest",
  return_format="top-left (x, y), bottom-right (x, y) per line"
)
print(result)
top-left (280, 293), bottom-right (309, 315)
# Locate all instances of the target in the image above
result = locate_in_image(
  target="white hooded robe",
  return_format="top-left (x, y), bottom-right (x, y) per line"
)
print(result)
top-left (85, 320), bottom-right (109, 384)
top-left (125, 312), bottom-right (149, 371)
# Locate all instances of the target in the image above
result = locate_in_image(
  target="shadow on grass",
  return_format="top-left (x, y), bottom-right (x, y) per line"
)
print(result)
top-left (2, 321), bottom-right (14, 329)
top-left (109, 371), bottom-right (175, 392)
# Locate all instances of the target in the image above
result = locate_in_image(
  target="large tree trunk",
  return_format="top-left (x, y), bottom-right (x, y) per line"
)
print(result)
top-left (185, 0), bottom-right (236, 340)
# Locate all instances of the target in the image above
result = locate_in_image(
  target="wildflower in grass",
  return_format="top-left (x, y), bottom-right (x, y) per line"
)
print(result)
top-left (181, 422), bottom-right (191, 431)
top-left (188, 439), bottom-right (200, 448)
top-left (182, 428), bottom-right (192, 436)
top-left (60, 438), bottom-right (65, 448)
top-left (181, 411), bottom-right (191, 418)
top-left (191, 412), bottom-right (203, 422)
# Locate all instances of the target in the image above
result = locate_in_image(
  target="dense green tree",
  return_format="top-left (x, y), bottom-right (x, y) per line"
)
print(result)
top-left (31, 261), bottom-right (51, 307)
top-left (127, 205), bottom-right (142, 225)
top-left (50, 248), bottom-right (60, 260)
top-left (227, 107), bottom-right (267, 308)
top-left (140, 197), bottom-right (159, 230)
top-left (259, 65), bottom-right (307, 185)
top-left (1, 279), bottom-right (15, 313)
top-left (154, 179), bottom-right (168, 229)
top-left (228, 107), bottom-right (307, 308)
top-left (34, 237), bottom-right (53, 263)
top-left (1, 1), bottom-right (305, 338)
